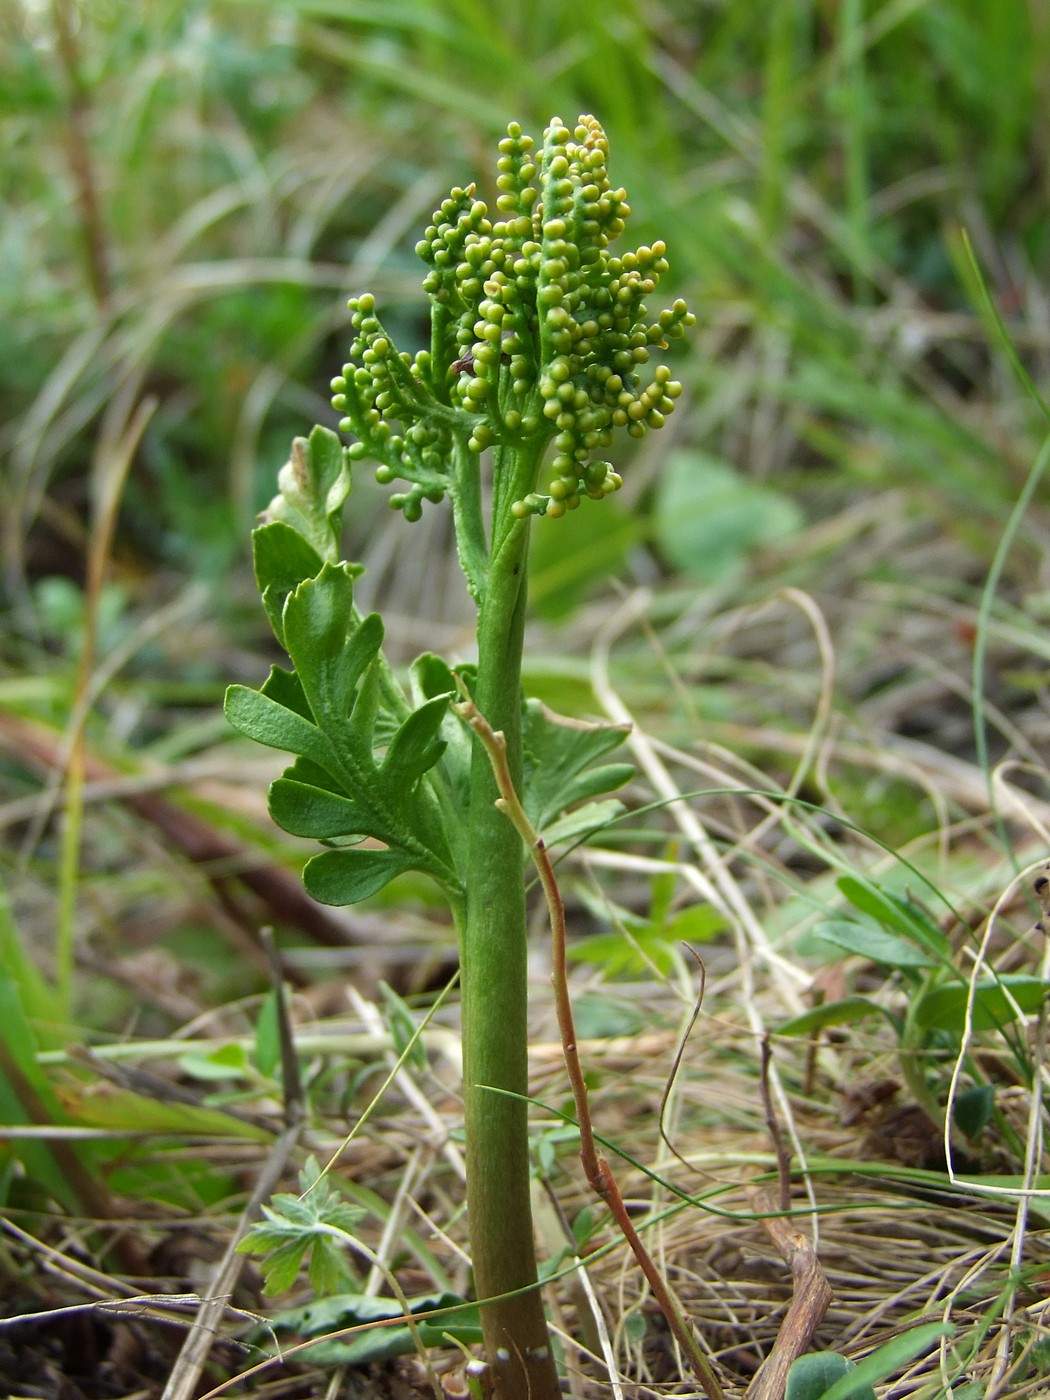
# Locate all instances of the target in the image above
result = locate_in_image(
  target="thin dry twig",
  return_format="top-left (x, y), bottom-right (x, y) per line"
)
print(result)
top-left (658, 945), bottom-right (712, 1178)
top-left (742, 1040), bottom-right (832, 1399)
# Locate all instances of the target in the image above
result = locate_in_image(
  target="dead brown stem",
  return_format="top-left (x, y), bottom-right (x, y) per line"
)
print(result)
top-left (744, 1188), bottom-right (833, 1400)
top-left (745, 1042), bottom-right (832, 1400)
top-left (0, 711), bottom-right (362, 958)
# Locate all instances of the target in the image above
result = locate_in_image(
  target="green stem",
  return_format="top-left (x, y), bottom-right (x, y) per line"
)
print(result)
top-left (450, 433), bottom-right (487, 601)
top-left (460, 500), bottom-right (559, 1400)
top-left (457, 697), bottom-right (724, 1400)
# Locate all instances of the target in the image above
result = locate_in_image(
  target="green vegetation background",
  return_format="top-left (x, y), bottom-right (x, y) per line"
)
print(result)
top-left (5, 1), bottom-right (1046, 604)
top-left (3, 0), bottom-right (1050, 1118)
top-left (6, 7), bottom-right (1050, 1393)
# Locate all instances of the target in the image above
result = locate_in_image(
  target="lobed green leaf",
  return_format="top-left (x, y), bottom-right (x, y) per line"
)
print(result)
top-left (262, 425), bottom-right (352, 563)
top-left (256, 1238), bottom-right (310, 1296)
top-left (521, 699), bottom-right (632, 831)
top-left (260, 664), bottom-right (314, 721)
top-left (268, 779), bottom-right (371, 841)
top-left (253, 521), bottom-right (326, 646)
top-left (282, 565), bottom-right (383, 730)
top-left (304, 847), bottom-right (420, 905)
top-left (380, 692), bottom-right (451, 784)
top-left (224, 683), bottom-right (331, 770)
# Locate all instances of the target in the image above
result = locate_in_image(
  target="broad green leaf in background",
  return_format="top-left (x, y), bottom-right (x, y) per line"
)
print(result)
top-left (0, 970), bottom-right (84, 1211)
top-left (254, 989), bottom-right (282, 1079)
top-left (913, 975), bottom-right (1048, 1033)
top-left (0, 875), bottom-right (55, 1031)
top-left (953, 1082), bottom-right (995, 1138)
top-left (664, 904), bottom-right (728, 943)
top-left (814, 918), bottom-right (938, 970)
top-left (836, 877), bottom-right (951, 965)
top-left (379, 981), bottom-right (427, 1070)
top-left (529, 494), bottom-right (639, 620)
top-left (541, 797), bottom-right (626, 850)
top-left (271, 1290), bottom-right (482, 1366)
top-left (57, 1078), bottom-right (269, 1142)
top-left (569, 926), bottom-right (676, 978)
top-left (786, 1352), bottom-right (875, 1400)
top-left (803, 1322), bottom-right (955, 1400)
top-left (652, 450), bottom-right (803, 582)
top-left (569, 901), bottom-right (725, 978)
top-left (572, 992), bottom-right (645, 1039)
top-left (178, 1042), bottom-right (251, 1081)
top-left (778, 995), bottom-right (901, 1037)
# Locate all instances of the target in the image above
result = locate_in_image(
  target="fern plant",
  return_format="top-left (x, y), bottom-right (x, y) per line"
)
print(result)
top-left (226, 116), bottom-right (692, 1400)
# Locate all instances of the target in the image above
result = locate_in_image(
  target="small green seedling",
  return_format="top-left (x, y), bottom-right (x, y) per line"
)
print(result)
top-left (239, 1155), bottom-right (364, 1298)
top-left (780, 869), bottom-right (1049, 1147)
top-left (226, 117), bottom-right (693, 1400)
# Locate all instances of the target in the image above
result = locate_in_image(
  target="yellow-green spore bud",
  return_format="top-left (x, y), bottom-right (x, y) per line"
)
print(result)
top-left (511, 492), bottom-right (548, 519)
top-left (335, 116), bottom-right (693, 535)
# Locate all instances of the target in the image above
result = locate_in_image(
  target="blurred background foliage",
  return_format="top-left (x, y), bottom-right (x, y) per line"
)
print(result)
top-left (2, 0), bottom-right (1050, 1028)
top-left (7, 8), bottom-right (1050, 1391)
top-left (4, 0), bottom-right (1048, 595)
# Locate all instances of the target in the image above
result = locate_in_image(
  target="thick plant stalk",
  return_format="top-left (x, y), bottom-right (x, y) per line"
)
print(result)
top-left (460, 509), bottom-right (560, 1400)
